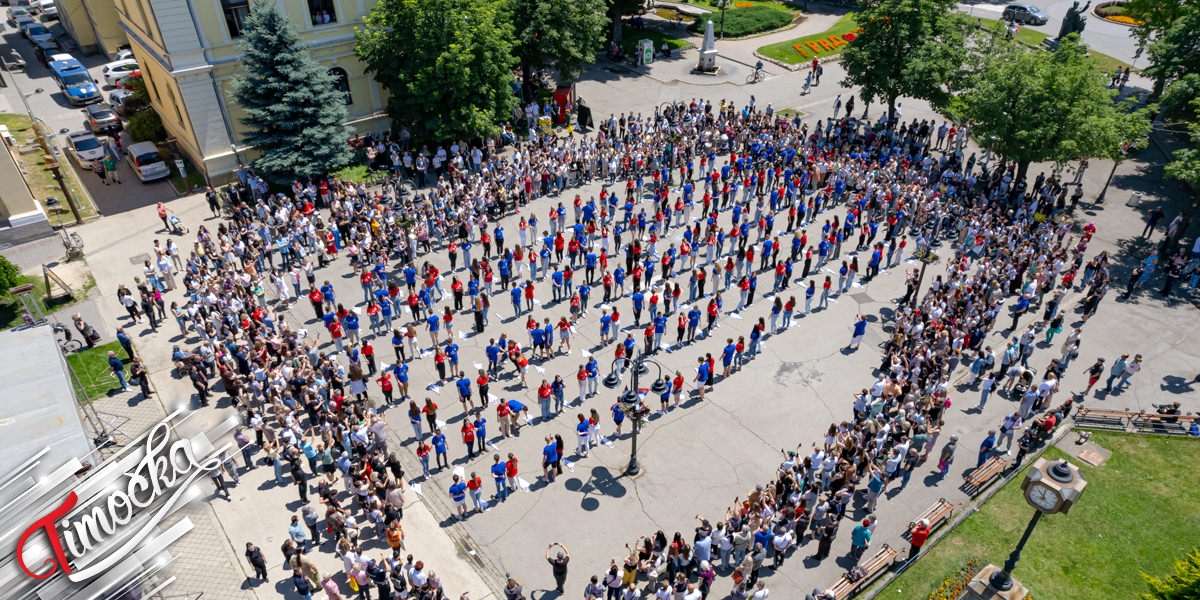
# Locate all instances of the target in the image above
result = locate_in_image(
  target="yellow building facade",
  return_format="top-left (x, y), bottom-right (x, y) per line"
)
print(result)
top-left (116, 0), bottom-right (389, 181)
top-left (56, 0), bottom-right (128, 56)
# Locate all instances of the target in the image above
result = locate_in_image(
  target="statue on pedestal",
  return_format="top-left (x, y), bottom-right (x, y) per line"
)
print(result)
top-left (1057, 0), bottom-right (1091, 40)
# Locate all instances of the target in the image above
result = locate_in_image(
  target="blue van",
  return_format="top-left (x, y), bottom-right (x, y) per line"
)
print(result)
top-left (49, 58), bottom-right (101, 105)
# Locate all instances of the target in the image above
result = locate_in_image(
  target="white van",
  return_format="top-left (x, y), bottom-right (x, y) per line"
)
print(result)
top-left (125, 141), bottom-right (170, 182)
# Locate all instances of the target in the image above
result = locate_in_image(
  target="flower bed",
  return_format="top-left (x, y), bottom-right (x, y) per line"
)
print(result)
top-left (1094, 2), bottom-right (1144, 25)
top-left (756, 12), bottom-right (858, 64)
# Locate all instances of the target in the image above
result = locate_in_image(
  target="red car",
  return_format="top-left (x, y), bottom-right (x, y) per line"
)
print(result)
top-left (115, 72), bottom-right (142, 90)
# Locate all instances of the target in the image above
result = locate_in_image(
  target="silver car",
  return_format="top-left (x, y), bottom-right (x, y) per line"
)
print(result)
top-left (1003, 3), bottom-right (1049, 25)
top-left (65, 130), bottom-right (107, 167)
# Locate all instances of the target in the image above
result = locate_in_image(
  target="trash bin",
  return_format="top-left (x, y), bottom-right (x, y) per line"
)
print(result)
top-left (1125, 192), bottom-right (1142, 208)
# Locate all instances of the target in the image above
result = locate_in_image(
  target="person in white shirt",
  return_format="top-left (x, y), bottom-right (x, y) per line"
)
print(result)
top-left (751, 581), bottom-right (770, 599)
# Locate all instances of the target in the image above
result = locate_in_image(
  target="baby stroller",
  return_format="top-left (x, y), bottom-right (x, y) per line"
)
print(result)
top-left (1012, 367), bottom-right (1037, 397)
top-left (168, 213), bottom-right (189, 234)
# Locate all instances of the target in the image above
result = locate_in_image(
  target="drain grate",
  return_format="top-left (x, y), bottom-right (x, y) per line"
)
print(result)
top-left (129, 253), bottom-right (151, 265)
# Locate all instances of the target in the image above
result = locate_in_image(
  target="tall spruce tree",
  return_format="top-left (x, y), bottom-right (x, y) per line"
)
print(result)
top-left (232, 0), bottom-right (351, 183)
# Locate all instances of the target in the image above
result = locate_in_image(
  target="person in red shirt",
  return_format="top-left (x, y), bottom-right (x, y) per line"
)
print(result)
top-left (466, 472), bottom-right (484, 512)
top-left (308, 288), bottom-right (324, 321)
top-left (908, 519), bottom-right (932, 559)
top-left (461, 421), bottom-right (477, 460)
top-left (505, 453), bottom-right (518, 492)
top-left (376, 370), bottom-right (393, 405)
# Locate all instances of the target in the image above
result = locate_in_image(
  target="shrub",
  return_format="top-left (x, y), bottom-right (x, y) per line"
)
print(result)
top-left (0, 256), bottom-right (22, 293)
top-left (1141, 548), bottom-right (1200, 600)
top-left (127, 109), bottom-right (166, 142)
top-left (690, 6), bottom-right (792, 37)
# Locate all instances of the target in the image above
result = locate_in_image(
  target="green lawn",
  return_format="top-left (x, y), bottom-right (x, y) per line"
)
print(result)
top-left (66, 341), bottom-right (129, 401)
top-left (620, 29), bottom-right (692, 58)
top-left (878, 432), bottom-right (1200, 600)
top-left (757, 13), bottom-right (857, 64)
top-left (972, 17), bottom-right (1131, 72)
top-left (0, 114), bottom-right (98, 221)
top-left (0, 273), bottom-right (91, 330)
top-left (155, 143), bottom-right (206, 194)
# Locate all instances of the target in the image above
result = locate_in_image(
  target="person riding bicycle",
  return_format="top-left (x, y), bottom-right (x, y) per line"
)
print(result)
top-left (754, 60), bottom-right (764, 77)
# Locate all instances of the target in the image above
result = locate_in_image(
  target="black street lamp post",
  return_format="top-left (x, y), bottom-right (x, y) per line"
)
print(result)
top-left (602, 351), bottom-right (667, 475)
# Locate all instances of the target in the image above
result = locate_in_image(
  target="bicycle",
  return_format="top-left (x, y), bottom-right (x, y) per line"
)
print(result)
top-left (747, 69), bottom-right (766, 84)
top-left (52, 322), bottom-right (82, 353)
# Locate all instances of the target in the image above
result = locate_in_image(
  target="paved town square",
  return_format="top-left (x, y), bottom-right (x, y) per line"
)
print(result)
top-left (2, 1), bottom-right (1199, 599)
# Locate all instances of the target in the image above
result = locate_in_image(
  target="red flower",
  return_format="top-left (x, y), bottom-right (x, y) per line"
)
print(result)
top-left (842, 32), bottom-right (856, 41)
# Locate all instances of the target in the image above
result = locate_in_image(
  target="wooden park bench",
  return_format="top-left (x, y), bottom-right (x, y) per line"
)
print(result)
top-left (1075, 407), bottom-right (1136, 431)
top-left (826, 544), bottom-right (898, 600)
top-left (963, 455), bottom-right (1007, 495)
top-left (905, 497), bottom-right (959, 536)
top-left (1131, 411), bottom-right (1197, 436)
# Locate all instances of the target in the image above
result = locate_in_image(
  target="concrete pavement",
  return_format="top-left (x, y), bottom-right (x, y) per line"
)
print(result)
top-left (37, 11), bottom-right (1200, 600)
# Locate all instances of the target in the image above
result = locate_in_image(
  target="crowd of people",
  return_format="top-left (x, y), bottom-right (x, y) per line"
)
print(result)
top-left (117, 89), bottom-right (1165, 600)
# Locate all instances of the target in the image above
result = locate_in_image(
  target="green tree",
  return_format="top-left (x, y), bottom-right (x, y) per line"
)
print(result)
top-left (1160, 74), bottom-right (1200, 123)
top-left (1141, 548), bottom-right (1200, 600)
top-left (1143, 2), bottom-right (1200, 99)
top-left (356, 0), bottom-right (517, 143)
top-left (606, 0), bottom-right (644, 43)
top-left (509, 0), bottom-right (607, 99)
top-left (839, 0), bottom-right (969, 122)
top-left (1165, 99), bottom-right (1200, 191)
top-left (961, 36), bottom-right (1153, 182)
top-left (0, 256), bottom-right (22, 293)
top-left (231, 0), bottom-right (351, 184)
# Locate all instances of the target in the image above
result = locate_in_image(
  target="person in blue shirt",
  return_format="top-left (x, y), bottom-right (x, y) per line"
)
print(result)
top-left (472, 411), bottom-right (487, 454)
top-left (510, 285), bottom-right (523, 316)
top-left (721, 339), bottom-right (736, 377)
top-left (847, 314), bottom-right (868, 351)
top-left (432, 429), bottom-right (449, 470)
top-left (456, 372), bottom-right (474, 410)
top-left (653, 314), bottom-right (667, 352)
top-left (687, 307), bottom-right (701, 341)
top-left (631, 291), bottom-right (645, 325)
top-left (486, 341), bottom-right (502, 375)
top-left (394, 363), bottom-right (410, 400)
top-left (344, 312), bottom-right (360, 344)
top-left (552, 269), bottom-right (564, 302)
top-left (695, 357), bottom-right (709, 400)
top-left (490, 453), bottom-right (508, 501)
top-left (599, 311), bottom-right (612, 344)
top-left (402, 266), bottom-right (418, 291)
top-left (426, 313), bottom-right (440, 346)
top-left (541, 436), bottom-right (559, 482)
top-left (449, 474), bottom-right (468, 519)
top-left (446, 342), bottom-right (460, 373)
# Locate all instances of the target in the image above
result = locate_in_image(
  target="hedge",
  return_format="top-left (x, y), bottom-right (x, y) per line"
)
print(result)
top-left (689, 6), bottom-right (792, 37)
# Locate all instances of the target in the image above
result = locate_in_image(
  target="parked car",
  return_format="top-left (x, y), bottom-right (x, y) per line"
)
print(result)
top-left (22, 22), bottom-right (53, 44)
top-left (114, 71), bottom-right (141, 90)
top-left (83, 102), bottom-right (122, 135)
top-left (108, 87), bottom-right (138, 115)
top-left (30, 39), bottom-right (60, 64)
top-left (101, 59), bottom-right (137, 84)
top-left (1002, 3), bottom-right (1049, 25)
top-left (114, 48), bottom-right (134, 62)
top-left (8, 7), bottom-right (34, 28)
top-left (38, 0), bottom-right (56, 18)
top-left (64, 130), bottom-right (106, 167)
top-left (125, 141), bottom-right (169, 182)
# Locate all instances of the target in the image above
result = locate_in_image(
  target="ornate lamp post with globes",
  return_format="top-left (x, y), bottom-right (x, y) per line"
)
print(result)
top-left (961, 458), bottom-right (1088, 599)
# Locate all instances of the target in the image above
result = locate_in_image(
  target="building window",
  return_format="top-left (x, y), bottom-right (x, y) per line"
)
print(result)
top-left (308, 0), bottom-right (337, 25)
top-left (329, 68), bottom-right (351, 104)
top-left (222, 0), bottom-right (250, 37)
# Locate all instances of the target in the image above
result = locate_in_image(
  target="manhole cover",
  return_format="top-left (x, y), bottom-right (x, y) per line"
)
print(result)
top-left (849, 292), bottom-right (874, 303)
top-left (129, 253), bottom-right (151, 265)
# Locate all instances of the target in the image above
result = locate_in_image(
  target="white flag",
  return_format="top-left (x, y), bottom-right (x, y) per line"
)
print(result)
top-left (533, 298), bottom-right (541, 305)
top-left (488, 393), bottom-right (500, 402)
top-left (436, 419), bottom-right (448, 430)
top-left (453, 466), bottom-right (465, 479)
top-left (410, 482), bottom-right (423, 496)
top-left (601, 437), bottom-right (614, 447)
top-left (581, 349), bottom-right (592, 358)
top-left (569, 326), bottom-right (578, 335)
top-left (517, 477), bottom-right (532, 492)
top-left (428, 384), bottom-right (442, 394)
top-left (352, 307), bottom-right (363, 315)
top-left (473, 362), bottom-right (484, 370)
top-left (299, 328), bottom-right (309, 338)
top-left (533, 365), bottom-right (547, 375)
top-left (488, 441), bottom-right (500, 451)
top-left (565, 460), bottom-right (575, 472)
top-left (730, 312), bottom-right (744, 320)
top-left (524, 415), bottom-right (534, 426)
top-left (459, 330), bottom-right (469, 339)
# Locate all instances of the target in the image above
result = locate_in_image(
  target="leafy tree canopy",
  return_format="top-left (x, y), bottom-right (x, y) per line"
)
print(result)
top-left (356, 0), bottom-right (518, 143)
top-left (961, 36), bottom-right (1153, 180)
top-left (840, 0), bottom-right (970, 119)
top-left (509, 0), bottom-right (607, 83)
